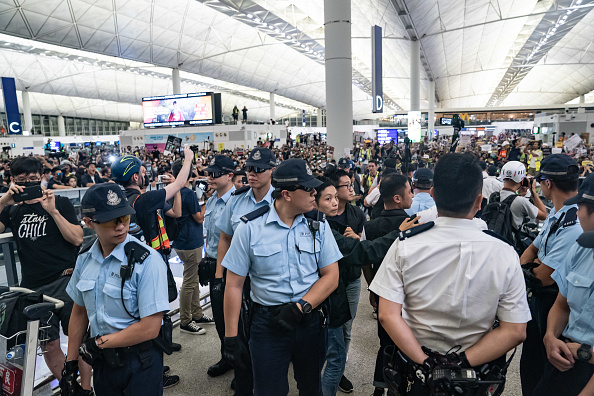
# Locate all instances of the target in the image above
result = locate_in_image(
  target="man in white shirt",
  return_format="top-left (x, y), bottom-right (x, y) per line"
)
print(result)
top-left (482, 165), bottom-right (503, 203)
top-left (370, 153), bottom-right (530, 395)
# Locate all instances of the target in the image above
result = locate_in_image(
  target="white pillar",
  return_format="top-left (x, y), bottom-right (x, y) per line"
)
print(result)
top-left (58, 115), bottom-right (65, 136)
top-left (579, 94), bottom-right (585, 104)
top-left (324, 0), bottom-right (353, 159)
top-left (317, 108), bottom-right (323, 127)
top-left (410, 40), bottom-right (420, 112)
top-left (22, 90), bottom-right (32, 135)
top-left (428, 80), bottom-right (435, 130)
top-left (172, 68), bottom-right (181, 95)
top-left (270, 93), bottom-right (276, 121)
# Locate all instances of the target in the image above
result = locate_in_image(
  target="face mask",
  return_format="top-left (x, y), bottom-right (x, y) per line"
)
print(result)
top-left (15, 181), bottom-right (41, 187)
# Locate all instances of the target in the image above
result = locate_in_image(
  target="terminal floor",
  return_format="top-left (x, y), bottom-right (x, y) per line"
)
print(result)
top-left (163, 277), bottom-right (524, 396)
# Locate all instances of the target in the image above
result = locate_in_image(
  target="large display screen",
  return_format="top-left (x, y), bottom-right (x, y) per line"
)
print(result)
top-left (142, 93), bottom-right (214, 127)
top-left (377, 129), bottom-right (405, 144)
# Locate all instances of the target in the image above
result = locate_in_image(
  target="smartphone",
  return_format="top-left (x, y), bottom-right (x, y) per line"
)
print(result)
top-left (13, 185), bottom-right (43, 202)
top-left (157, 175), bottom-right (166, 183)
top-left (197, 181), bottom-right (208, 191)
top-left (241, 176), bottom-right (248, 184)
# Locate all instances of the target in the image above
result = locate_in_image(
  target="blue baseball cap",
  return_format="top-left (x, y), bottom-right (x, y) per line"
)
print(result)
top-left (272, 159), bottom-right (322, 189)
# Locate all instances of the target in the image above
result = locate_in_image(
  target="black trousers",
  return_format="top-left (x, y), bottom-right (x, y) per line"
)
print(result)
top-left (520, 291), bottom-right (557, 396)
top-left (533, 360), bottom-right (594, 395)
top-left (374, 321), bottom-right (394, 388)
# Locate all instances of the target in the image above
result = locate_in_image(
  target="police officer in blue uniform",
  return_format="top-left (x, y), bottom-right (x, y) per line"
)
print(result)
top-left (534, 173), bottom-right (594, 395)
top-left (222, 158), bottom-right (342, 395)
top-left (215, 148), bottom-right (275, 394)
top-left (63, 184), bottom-right (170, 396)
top-left (519, 154), bottom-right (583, 394)
top-left (202, 155), bottom-right (236, 377)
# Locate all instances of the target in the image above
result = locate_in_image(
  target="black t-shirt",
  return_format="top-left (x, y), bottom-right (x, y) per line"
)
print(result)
top-left (0, 197), bottom-right (80, 288)
top-left (47, 178), bottom-right (63, 189)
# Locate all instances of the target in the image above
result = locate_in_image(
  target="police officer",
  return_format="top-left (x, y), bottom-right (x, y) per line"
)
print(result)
top-left (533, 173), bottom-right (594, 395)
top-left (215, 147), bottom-right (276, 394)
top-left (405, 168), bottom-right (435, 216)
top-left (222, 158), bottom-right (342, 395)
top-left (62, 184), bottom-right (170, 396)
top-left (519, 154), bottom-right (583, 395)
top-left (370, 153), bottom-right (531, 395)
top-left (202, 155), bottom-right (236, 377)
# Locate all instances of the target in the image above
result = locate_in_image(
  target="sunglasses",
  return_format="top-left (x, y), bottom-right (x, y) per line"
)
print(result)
top-left (91, 215), bottom-right (131, 227)
top-left (207, 171), bottom-right (225, 178)
top-left (244, 166), bottom-right (269, 174)
top-left (285, 185), bottom-right (315, 193)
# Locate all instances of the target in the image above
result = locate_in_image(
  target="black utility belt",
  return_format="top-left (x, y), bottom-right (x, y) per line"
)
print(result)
top-left (111, 340), bottom-right (154, 355)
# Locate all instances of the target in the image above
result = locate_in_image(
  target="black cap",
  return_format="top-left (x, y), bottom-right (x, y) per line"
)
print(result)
top-left (245, 148), bottom-right (276, 169)
top-left (81, 184), bottom-right (135, 222)
top-left (536, 154), bottom-right (579, 180)
top-left (487, 165), bottom-right (499, 177)
top-left (337, 158), bottom-right (350, 169)
top-left (564, 173), bottom-right (594, 205)
top-left (204, 155), bottom-right (235, 173)
top-left (272, 159), bottom-right (322, 189)
top-left (413, 168), bottom-right (433, 184)
top-left (577, 231), bottom-right (594, 249)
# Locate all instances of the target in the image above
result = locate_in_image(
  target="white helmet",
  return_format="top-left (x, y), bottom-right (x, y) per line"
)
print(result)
top-left (501, 161), bottom-right (526, 183)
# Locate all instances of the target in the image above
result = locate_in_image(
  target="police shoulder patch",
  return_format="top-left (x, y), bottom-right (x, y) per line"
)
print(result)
top-left (561, 207), bottom-right (578, 228)
top-left (232, 186), bottom-right (250, 196)
top-left (240, 205), bottom-right (270, 223)
top-left (399, 221), bottom-right (434, 241)
top-left (482, 230), bottom-right (513, 246)
top-left (124, 241), bottom-right (151, 264)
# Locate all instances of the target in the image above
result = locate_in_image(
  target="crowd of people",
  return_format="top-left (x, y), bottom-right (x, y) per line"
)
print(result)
top-left (1, 131), bottom-right (594, 396)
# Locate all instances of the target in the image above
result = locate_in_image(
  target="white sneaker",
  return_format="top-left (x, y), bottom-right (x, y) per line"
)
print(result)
top-left (180, 321), bottom-right (206, 335)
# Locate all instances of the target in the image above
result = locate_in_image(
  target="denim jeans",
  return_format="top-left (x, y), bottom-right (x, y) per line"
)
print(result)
top-left (342, 278), bottom-right (361, 354)
top-left (321, 326), bottom-right (347, 396)
top-left (249, 306), bottom-right (326, 396)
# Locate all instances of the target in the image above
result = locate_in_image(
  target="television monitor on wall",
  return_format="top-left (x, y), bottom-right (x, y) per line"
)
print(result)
top-left (142, 92), bottom-right (215, 128)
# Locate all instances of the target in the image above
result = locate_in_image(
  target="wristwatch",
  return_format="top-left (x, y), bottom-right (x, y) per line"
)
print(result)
top-left (577, 344), bottom-right (592, 362)
top-left (298, 299), bottom-right (312, 314)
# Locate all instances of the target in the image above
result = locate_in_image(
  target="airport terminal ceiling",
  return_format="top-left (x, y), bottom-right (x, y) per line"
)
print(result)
top-left (0, 0), bottom-right (592, 123)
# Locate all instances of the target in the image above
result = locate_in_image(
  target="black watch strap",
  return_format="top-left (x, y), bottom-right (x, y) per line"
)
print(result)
top-left (578, 344), bottom-right (592, 362)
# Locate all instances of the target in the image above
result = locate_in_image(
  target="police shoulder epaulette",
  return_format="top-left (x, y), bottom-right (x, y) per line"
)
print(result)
top-left (304, 210), bottom-right (326, 223)
top-left (124, 241), bottom-right (151, 264)
top-left (399, 221), bottom-right (434, 241)
top-left (482, 230), bottom-right (513, 246)
top-left (561, 207), bottom-right (578, 228)
top-left (577, 231), bottom-right (594, 249)
top-left (240, 205), bottom-right (270, 223)
top-left (232, 186), bottom-right (250, 196)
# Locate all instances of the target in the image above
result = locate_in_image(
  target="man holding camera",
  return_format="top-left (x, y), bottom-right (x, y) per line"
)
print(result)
top-left (0, 157), bottom-right (92, 392)
top-left (63, 184), bottom-right (169, 396)
top-left (222, 159), bottom-right (341, 395)
top-left (370, 153), bottom-right (530, 395)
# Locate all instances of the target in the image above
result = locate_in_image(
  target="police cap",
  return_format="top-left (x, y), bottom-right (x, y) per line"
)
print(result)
top-left (245, 148), bottom-right (276, 169)
top-left (536, 154), bottom-right (579, 181)
top-left (81, 184), bottom-right (135, 222)
top-left (564, 172), bottom-right (594, 206)
top-left (272, 158), bottom-right (322, 189)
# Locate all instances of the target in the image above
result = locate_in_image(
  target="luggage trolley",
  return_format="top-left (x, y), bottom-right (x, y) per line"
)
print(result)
top-left (0, 287), bottom-right (64, 396)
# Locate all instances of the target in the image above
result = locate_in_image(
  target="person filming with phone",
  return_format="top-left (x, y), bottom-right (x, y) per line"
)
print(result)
top-left (0, 157), bottom-right (93, 393)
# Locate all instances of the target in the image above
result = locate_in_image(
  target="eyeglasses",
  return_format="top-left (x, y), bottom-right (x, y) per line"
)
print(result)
top-left (14, 177), bottom-right (41, 183)
top-left (244, 166), bottom-right (268, 174)
top-left (91, 215), bottom-right (131, 227)
top-left (337, 183), bottom-right (354, 190)
top-left (285, 185), bottom-right (315, 193)
top-left (207, 171), bottom-right (225, 178)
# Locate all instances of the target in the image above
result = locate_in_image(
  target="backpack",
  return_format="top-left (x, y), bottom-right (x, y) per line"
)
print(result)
top-left (163, 198), bottom-right (189, 243)
top-left (481, 192), bottom-right (518, 247)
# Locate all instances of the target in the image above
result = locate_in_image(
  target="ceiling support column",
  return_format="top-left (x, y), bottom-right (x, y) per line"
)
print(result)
top-left (172, 68), bottom-right (181, 95)
top-left (428, 80), bottom-right (435, 133)
top-left (57, 115), bottom-right (65, 137)
top-left (22, 90), bottom-right (32, 135)
top-left (270, 93), bottom-right (276, 122)
top-left (324, 0), bottom-right (353, 159)
top-left (410, 39), bottom-right (420, 112)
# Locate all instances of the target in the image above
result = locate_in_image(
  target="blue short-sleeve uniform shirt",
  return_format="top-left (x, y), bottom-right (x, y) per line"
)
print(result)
top-left (66, 235), bottom-right (170, 337)
top-left (216, 186), bottom-right (275, 236)
top-left (533, 205), bottom-right (582, 271)
top-left (203, 186), bottom-right (235, 258)
top-left (552, 242), bottom-right (594, 345)
top-left (222, 202), bottom-right (343, 306)
top-left (405, 192), bottom-right (435, 216)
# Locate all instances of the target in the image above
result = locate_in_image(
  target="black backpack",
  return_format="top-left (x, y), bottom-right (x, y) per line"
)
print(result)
top-left (481, 192), bottom-right (518, 247)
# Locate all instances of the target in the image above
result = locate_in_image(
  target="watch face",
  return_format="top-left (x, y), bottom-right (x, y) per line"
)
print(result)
top-left (303, 303), bottom-right (312, 314)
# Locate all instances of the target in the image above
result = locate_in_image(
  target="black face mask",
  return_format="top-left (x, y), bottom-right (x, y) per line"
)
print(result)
top-left (16, 181), bottom-right (41, 187)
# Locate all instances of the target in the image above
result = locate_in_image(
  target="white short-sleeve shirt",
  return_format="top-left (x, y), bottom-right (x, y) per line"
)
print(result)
top-left (370, 217), bottom-right (531, 353)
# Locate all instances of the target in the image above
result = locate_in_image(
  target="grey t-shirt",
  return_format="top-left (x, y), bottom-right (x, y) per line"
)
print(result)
top-left (500, 190), bottom-right (539, 230)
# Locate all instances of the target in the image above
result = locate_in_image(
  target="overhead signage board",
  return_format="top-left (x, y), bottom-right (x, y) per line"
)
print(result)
top-left (371, 25), bottom-right (383, 113)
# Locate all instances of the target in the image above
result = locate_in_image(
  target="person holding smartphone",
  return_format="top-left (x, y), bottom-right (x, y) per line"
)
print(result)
top-left (0, 157), bottom-right (92, 393)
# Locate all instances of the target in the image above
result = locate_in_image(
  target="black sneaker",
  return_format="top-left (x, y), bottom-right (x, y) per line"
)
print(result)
top-left (230, 377), bottom-right (236, 390)
top-left (339, 375), bottom-right (353, 393)
top-left (180, 321), bottom-right (206, 335)
top-left (163, 374), bottom-right (180, 389)
top-left (194, 314), bottom-right (215, 325)
top-left (373, 388), bottom-right (384, 396)
top-left (163, 366), bottom-right (170, 375)
top-left (171, 342), bottom-right (181, 352)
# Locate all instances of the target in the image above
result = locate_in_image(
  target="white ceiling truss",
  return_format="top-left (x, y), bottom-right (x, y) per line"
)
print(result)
top-left (0, 0), bottom-right (591, 123)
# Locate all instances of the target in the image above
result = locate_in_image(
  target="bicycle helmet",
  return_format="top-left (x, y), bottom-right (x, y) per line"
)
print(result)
top-left (111, 155), bottom-right (142, 183)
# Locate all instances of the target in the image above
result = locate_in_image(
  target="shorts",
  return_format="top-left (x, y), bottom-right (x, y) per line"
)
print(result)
top-left (36, 276), bottom-right (74, 342)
